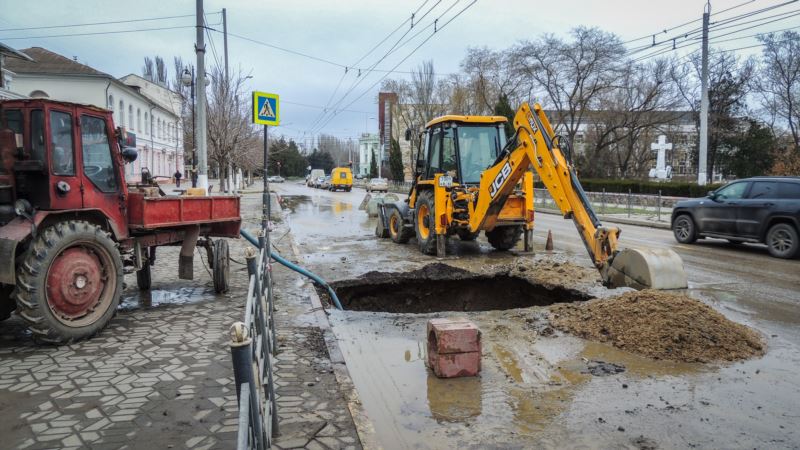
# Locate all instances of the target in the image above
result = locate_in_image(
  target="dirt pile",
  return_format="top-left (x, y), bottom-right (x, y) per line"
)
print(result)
top-left (550, 290), bottom-right (765, 363)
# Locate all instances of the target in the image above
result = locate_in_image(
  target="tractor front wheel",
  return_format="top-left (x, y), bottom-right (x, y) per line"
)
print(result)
top-left (14, 221), bottom-right (122, 344)
top-left (486, 226), bottom-right (523, 251)
top-left (389, 209), bottom-right (413, 244)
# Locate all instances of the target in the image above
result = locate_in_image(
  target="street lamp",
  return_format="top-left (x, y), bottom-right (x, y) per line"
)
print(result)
top-left (181, 68), bottom-right (197, 188)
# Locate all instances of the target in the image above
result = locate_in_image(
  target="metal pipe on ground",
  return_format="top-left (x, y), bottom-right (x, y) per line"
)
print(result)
top-left (240, 229), bottom-right (343, 310)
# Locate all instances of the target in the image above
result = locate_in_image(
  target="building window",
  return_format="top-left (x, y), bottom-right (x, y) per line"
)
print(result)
top-left (119, 100), bottom-right (125, 128)
top-left (137, 109), bottom-right (141, 132)
top-left (108, 95), bottom-right (114, 111)
top-left (144, 112), bottom-right (149, 135)
top-left (128, 105), bottom-right (133, 130)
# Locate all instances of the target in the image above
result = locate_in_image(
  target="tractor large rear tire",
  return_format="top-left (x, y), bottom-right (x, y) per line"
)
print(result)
top-left (14, 221), bottom-right (122, 344)
top-left (486, 226), bottom-right (523, 251)
top-left (213, 239), bottom-right (230, 293)
top-left (414, 190), bottom-right (438, 255)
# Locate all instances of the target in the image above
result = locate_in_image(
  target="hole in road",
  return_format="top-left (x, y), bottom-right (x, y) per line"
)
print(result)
top-left (319, 263), bottom-right (590, 313)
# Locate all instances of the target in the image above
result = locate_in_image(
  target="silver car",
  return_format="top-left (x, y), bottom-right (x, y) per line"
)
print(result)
top-left (366, 178), bottom-right (388, 193)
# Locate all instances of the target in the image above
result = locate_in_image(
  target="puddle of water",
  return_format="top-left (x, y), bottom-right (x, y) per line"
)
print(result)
top-left (119, 286), bottom-right (214, 311)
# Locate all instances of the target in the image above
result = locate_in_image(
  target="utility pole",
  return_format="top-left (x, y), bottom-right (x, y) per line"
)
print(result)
top-left (195, 0), bottom-right (209, 193)
top-left (698, 1), bottom-right (710, 186)
top-left (222, 8), bottom-right (229, 85)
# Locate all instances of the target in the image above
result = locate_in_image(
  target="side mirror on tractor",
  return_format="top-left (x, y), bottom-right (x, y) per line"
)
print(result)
top-left (121, 147), bottom-right (138, 163)
top-left (416, 159), bottom-right (425, 171)
top-left (404, 128), bottom-right (412, 142)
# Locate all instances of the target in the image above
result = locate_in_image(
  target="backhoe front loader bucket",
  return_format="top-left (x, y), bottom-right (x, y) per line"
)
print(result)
top-left (604, 247), bottom-right (688, 290)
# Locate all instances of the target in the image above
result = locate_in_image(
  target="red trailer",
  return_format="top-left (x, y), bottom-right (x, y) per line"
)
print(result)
top-left (0, 99), bottom-right (241, 343)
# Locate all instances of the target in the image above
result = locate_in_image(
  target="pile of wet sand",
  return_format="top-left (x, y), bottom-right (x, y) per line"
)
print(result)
top-left (550, 290), bottom-right (765, 363)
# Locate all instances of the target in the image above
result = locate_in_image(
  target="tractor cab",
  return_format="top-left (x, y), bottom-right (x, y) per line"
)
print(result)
top-left (0, 99), bottom-right (132, 232)
top-left (415, 115), bottom-right (508, 186)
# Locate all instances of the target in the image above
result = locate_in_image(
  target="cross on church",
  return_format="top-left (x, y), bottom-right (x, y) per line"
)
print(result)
top-left (650, 135), bottom-right (672, 179)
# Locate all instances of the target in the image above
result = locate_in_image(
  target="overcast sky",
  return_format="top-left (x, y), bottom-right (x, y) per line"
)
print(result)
top-left (0, 0), bottom-right (777, 146)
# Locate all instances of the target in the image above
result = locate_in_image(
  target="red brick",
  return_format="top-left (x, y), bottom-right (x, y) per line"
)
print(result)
top-left (427, 318), bottom-right (481, 354)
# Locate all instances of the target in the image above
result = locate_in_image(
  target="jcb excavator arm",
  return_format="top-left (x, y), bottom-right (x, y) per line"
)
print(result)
top-left (470, 102), bottom-right (687, 289)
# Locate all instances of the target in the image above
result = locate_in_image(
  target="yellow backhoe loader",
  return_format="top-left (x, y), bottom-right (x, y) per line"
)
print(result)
top-left (375, 102), bottom-right (688, 290)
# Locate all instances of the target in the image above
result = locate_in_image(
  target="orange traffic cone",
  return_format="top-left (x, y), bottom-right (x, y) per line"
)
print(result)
top-left (545, 230), bottom-right (554, 251)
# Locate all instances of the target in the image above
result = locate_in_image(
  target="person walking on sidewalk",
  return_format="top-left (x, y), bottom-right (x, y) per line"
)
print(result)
top-left (174, 170), bottom-right (183, 188)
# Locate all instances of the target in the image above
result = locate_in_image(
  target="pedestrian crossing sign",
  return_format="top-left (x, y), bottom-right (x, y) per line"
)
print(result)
top-left (252, 91), bottom-right (280, 126)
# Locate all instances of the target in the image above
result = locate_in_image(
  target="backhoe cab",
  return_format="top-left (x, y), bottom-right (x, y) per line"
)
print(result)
top-left (377, 103), bottom-right (688, 290)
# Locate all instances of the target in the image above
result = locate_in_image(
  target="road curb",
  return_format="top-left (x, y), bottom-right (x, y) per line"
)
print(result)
top-left (283, 223), bottom-right (378, 450)
top-left (537, 207), bottom-right (672, 230)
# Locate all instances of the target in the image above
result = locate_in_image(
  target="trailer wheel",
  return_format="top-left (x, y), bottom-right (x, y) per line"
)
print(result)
top-left (389, 209), bottom-right (413, 244)
top-left (14, 221), bottom-right (122, 344)
top-left (213, 239), bottom-right (230, 293)
top-left (486, 226), bottom-right (523, 251)
top-left (415, 190), bottom-right (438, 255)
top-left (136, 263), bottom-right (151, 290)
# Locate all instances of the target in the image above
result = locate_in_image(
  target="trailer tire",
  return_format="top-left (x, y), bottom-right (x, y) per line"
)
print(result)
top-left (415, 190), bottom-right (438, 255)
top-left (213, 239), bottom-right (230, 293)
top-left (14, 220), bottom-right (122, 344)
top-left (136, 263), bottom-right (151, 290)
top-left (486, 226), bottom-right (523, 251)
top-left (389, 209), bottom-right (413, 244)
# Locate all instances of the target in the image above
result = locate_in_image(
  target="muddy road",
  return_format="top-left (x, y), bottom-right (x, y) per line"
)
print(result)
top-left (273, 181), bottom-right (800, 449)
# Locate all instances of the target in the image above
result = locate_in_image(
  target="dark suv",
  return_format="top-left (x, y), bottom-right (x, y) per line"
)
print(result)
top-left (671, 177), bottom-right (800, 259)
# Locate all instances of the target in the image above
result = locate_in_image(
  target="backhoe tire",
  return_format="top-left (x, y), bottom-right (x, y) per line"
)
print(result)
top-left (213, 239), bottom-right (231, 293)
top-left (672, 214), bottom-right (697, 244)
top-left (414, 190), bottom-right (438, 255)
top-left (14, 220), bottom-right (122, 344)
top-left (136, 263), bottom-right (152, 290)
top-left (457, 229), bottom-right (480, 241)
top-left (389, 209), bottom-right (413, 244)
top-left (486, 226), bottom-right (523, 251)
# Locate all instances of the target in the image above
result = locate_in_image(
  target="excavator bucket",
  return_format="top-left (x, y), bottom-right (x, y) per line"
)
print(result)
top-left (605, 247), bottom-right (688, 290)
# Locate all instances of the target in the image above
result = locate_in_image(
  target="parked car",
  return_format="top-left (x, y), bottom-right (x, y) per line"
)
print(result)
top-left (267, 175), bottom-right (284, 183)
top-left (320, 175), bottom-right (332, 190)
top-left (355, 173), bottom-right (366, 180)
top-left (671, 176), bottom-right (800, 258)
top-left (307, 169), bottom-right (325, 187)
top-left (366, 177), bottom-right (389, 193)
top-left (314, 176), bottom-right (325, 188)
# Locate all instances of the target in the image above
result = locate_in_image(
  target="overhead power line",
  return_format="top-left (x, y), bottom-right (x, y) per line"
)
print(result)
top-left (626, 0), bottom-right (799, 55)
top-left (621, 0), bottom-right (756, 45)
top-left (307, 0), bottom-right (449, 135)
top-left (0, 12), bottom-right (219, 32)
top-left (0, 24), bottom-right (221, 40)
top-left (306, 0), bottom-right (436, 137)
top-left (311, 0), bottom-right (477, 134)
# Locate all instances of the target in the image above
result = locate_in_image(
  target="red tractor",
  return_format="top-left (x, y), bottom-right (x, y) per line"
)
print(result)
top-left (0, 99), bottom-right (241, 343)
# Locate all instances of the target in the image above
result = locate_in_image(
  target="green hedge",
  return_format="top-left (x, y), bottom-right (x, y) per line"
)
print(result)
top-left (534, 178), bottom-right (725, 197)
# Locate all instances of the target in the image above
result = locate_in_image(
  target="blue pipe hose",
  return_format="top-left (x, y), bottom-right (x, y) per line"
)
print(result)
top-left (240, 229), bottom-right (344, 310)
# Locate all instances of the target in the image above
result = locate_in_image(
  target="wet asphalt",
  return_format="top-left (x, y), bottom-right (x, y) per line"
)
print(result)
top-left (272, 180), bottom-right (800, 450)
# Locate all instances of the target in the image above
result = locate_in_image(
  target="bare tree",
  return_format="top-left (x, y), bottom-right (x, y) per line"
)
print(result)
top-left (511, 27), bottom-right (626, 146)
top-left (756, 31), bottom-right (800, 150)
top-left (206, 66), bottom-right (258, 192)
top-left (581, 58), bottom-right (682, 177)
